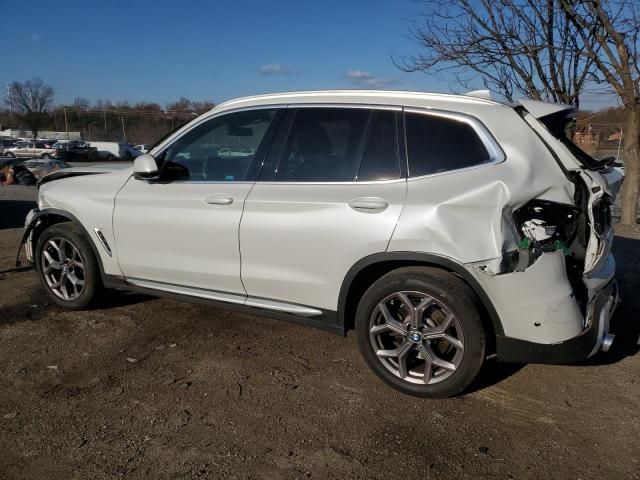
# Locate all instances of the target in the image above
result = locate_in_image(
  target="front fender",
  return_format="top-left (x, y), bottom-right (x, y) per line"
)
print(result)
top-left (16, 208), bottom-right (107, 281)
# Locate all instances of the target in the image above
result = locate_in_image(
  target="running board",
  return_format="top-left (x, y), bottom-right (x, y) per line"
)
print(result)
top-left (126, 278), bottom-right (323, 318)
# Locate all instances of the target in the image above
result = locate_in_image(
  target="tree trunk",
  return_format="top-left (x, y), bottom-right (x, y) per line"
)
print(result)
top-left (618, 104), bottom-right (640, 225)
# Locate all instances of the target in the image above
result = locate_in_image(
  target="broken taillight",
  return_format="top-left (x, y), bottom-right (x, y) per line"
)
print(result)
top-left (513, 200), bottom-right (581, 253)
top-left (501, 199), bottom-right (583, 273)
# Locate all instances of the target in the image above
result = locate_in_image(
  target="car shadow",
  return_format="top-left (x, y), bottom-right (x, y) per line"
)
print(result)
top-left (91, 290), bottom-right (153, 310)
top-left (0, 290), bottom-right (153, 327)
top-left (465, 360), bottom-right (526, 394)
top-left (0, 200), bottom-right (36, 230)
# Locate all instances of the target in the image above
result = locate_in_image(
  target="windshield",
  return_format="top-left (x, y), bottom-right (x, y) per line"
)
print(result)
top-left (539, 111), bottom-right (598, 168)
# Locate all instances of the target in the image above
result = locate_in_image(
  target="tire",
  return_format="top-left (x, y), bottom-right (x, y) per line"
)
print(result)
top-left (35, 223), bottom-right (101, 309)
top-left (355, 267), bottom-right (486, 398)
top-left (41, 153), bottom-right (50, 159)
top-left (5, 152), bottom-right (15, 158)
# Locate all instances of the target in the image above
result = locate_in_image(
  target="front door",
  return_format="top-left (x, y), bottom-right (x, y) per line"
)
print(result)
top-left (113, 108), bottom-right (281, 296)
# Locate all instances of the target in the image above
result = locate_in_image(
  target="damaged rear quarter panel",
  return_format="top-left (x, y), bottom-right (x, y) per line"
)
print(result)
top-left (469, 251), bottom-right (584, 343)
top-left (388, 106), bottom-right (575, 265)
top-left (387, 106), bottom-right (585, 343)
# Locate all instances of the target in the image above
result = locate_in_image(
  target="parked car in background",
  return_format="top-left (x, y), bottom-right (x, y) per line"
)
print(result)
top-left (52, 140), bottom-right (98, 161)
top-left (22, 159), bottom-right (72, 179)
top-left (89, 142), bottom-right (142, 160)
top-left (38, 139), bottom-right (58, 147)
top-left (20, 90), bottom-right (623, 398)
top-left (134, 144), bottom-right (148, 154)
top-left (0, 138), bottom-right (17, 155)
top-left (4, 141), bottom-right (56, 159)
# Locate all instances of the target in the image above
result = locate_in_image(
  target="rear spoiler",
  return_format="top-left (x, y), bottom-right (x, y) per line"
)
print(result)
top-left (518, 99), bottom-right (576, 119)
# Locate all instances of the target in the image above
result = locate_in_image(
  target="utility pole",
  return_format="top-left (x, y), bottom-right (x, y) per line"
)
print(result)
top-left (63, 107), bottom-right (69, 140)
top-left (5, 82), bottom-right (12, 116)
top-left (121, 116), bottom-right (126, 142)
top-left (616, 128), bottom-right (623, 161)
top-left (103, 110), bottom-right (107, 134)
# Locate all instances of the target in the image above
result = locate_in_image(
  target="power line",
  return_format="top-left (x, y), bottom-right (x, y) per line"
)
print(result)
top-left (56, 106), bottom-right (207, 116)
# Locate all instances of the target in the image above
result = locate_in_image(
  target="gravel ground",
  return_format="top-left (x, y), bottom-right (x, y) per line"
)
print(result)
top-left (0, 185), bottom-right (639, 479)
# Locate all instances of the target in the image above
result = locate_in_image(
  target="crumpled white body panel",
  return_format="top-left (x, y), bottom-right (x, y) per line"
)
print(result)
top-left (389, 106), bottom-right (575, 266)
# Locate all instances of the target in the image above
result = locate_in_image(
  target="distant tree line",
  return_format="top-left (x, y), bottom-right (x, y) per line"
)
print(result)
top-left (2, 79), bottom-right (215, 146)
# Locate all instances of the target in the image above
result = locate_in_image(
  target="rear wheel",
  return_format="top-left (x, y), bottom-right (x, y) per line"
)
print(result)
top-left (35, 223), bottom-right (101, 309)
top-left (41, 153), bottom-right (50, 159)
top-left (356, 267), bottom-right (486, 398)
top-left (5, 152), bottom-right (15, 158)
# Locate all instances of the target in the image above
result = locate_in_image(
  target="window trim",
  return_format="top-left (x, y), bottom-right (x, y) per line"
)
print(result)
top-left (402, 107), bottom-right (506, 180)
top-left (263, 104), bottom-right (405, 184)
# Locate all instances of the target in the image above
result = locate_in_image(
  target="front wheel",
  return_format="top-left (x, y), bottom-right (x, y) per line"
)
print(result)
top-left (35, 223), bottom-right (101, 309)
top-left (5, 152), bottom-right (15, 158)
top-left (356, 267), bottom-right (486, 398)
top-left (41, 153), bottom-right (50, 159)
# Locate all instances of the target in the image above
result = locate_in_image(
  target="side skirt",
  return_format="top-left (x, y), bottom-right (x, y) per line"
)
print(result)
top-left (102, 274), bottom-right (344, 336)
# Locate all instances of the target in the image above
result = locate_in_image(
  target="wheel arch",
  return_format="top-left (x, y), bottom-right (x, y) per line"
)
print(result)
top-left (27, 208), bottom-right (106, 280)
top-left (337, 252), bottom-right (504, 338)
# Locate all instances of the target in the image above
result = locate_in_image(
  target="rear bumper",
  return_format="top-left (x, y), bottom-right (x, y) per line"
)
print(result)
top-left (495, 277), bottom-right (619, 364)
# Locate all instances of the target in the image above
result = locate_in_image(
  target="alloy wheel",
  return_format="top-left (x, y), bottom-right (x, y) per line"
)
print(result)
top-left (41, 237), bottom-right (85, 301)
top-left (369, 291), bottom-right (465, 385)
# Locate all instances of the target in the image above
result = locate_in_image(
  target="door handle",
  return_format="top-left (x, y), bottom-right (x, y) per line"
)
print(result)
top-left (348, 197), bottom-right (389, 212)
top-left (203, 195), bottom-right (234, 205)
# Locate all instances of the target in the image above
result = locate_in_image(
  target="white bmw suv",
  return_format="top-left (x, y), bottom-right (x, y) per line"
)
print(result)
top-left (20, 90), bottom-right (623, 397)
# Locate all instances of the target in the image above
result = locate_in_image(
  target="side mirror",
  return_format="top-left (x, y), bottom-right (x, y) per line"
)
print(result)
top-left (133, 153), bottom-right (160, 180)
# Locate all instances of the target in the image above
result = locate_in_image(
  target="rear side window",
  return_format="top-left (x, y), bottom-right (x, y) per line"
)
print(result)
top-left (405, 112), bottom-right (490, 177)
top-left (275, 108), bottom-right (368, 182)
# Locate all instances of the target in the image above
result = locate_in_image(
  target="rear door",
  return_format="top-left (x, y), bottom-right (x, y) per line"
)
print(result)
top-left (240, 106), bottom-right (407, 312)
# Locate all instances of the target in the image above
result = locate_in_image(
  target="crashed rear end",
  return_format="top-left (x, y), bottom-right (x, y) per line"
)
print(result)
top-left (485, 100), bottom-right (621, 362)
top-left (389, 99), bottom-right (622, 364)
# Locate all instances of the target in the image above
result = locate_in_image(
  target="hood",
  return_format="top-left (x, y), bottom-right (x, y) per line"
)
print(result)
top-left (38, 164), bottom-right (131, 186)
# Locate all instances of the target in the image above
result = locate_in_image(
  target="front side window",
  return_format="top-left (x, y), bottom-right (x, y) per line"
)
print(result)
top-left (161, 109), bottom-right (278, 182)
top-left (275, 108), bottom-right (369, 182)
top-left (405, 112), bottom-right (491, 177)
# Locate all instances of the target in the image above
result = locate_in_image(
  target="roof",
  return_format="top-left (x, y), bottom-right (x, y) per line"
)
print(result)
top-left (213, 89), bottom-right (505, 114)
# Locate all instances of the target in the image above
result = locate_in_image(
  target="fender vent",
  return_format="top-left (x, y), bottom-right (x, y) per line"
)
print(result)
top-left (93, 228), bottom-right (112, 257)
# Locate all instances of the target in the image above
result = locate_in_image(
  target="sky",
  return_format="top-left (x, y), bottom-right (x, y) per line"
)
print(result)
top-left (0, 0), bottom-right (616, 110)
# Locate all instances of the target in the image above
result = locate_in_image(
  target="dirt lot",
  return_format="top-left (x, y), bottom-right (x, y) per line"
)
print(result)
top-left (1, 186), bottom-right (639, 479)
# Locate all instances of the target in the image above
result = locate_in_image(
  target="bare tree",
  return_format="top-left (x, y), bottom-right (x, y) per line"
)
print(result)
top-left (73, 97), bottom-right (91, 111)
top-left (5, 77), bottom-right (54, 138)
top-left (191, 100), bottom-right (216, 114)
top-left (560, 0), bottom-right (639, 224)
top-left (167, 97), bottom-right (194, 113)
top-left (397, 0), bottom-right (597, 107)
top-left (400, 0), bottom-right (640, 224)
